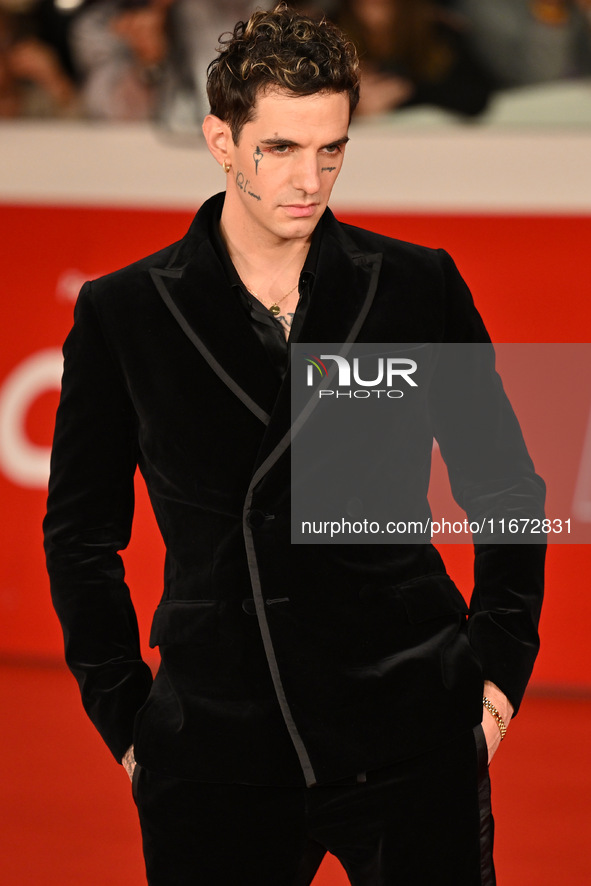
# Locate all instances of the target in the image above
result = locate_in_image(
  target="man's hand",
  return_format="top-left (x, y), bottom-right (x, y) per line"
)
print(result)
top-left (122, 744), bottom-right (136, 782)
top-left (482, 681), bottom-right (514, 765)
top-left (356, 70), bottom-right (414, 116)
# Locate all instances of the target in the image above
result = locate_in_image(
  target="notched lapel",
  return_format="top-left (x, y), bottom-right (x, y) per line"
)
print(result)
top-left (299, 228), bottom-right (383, 346)
top-left (151, 238), bottom-right (282, 426)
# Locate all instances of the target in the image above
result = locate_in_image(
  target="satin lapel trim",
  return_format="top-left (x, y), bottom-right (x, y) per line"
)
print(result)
top-left (150, 241), bottom-right (281, 426)
top-left (251, 242), bottom-right (384, 477)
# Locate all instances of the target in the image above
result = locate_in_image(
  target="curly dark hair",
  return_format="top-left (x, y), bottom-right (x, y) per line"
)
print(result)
top-left (206, 3), bottom-right (360, 143)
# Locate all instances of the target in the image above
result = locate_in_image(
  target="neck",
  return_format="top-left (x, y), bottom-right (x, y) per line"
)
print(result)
top-left (219, 212), bottom-right (311, 300)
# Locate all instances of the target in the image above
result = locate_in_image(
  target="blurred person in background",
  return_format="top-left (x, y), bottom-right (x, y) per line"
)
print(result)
top-left (69, 0), bottom-right (172, 120)
top-left (156, 0), bottom-right (262, 131)
top-left (35, 0), bottom-right (87, 85)
top-left (69, 0), bottom-right (262, 125)
top-left (331, 0), bottom-right (496, 117)
top-left (452, 0), bottom-right (591, 87)
top-left (0, 0), bottom-right (79, 116)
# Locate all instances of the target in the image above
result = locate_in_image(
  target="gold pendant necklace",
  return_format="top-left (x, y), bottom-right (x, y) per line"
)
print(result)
top-left (246, 280), bottom-right (299, 316)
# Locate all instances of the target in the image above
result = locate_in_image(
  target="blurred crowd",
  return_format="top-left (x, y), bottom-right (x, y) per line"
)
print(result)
top-left (1, 0), bottom-right (591, 124)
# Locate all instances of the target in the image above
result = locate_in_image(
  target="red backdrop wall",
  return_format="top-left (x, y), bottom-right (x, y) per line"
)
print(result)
top-left (1, 203), bottom-right (589, 690)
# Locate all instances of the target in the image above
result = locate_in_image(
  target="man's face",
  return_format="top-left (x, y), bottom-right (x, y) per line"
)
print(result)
top-left (224, 88), bottom-right (350, 246)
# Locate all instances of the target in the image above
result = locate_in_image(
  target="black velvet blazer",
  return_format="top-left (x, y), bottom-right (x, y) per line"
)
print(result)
top-left (44, 193), bottom-right (545, 787)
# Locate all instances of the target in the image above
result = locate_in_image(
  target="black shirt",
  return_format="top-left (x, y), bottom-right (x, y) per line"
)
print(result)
top-left (209, 206), bottom-right (322, 379)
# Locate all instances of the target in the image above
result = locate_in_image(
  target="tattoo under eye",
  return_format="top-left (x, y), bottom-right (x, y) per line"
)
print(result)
top-left (254, 146), bottom-right (263, 173)
top-left (321, 166), bottom-right (337, 172)
top-left (236, 171), bottom-right (261, 201)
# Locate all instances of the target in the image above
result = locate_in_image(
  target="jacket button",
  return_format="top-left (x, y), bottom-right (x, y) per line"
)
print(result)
top-left (242, 598), bottom-right (256, 615)
top-left (245, 509), bottom-right (270, 529)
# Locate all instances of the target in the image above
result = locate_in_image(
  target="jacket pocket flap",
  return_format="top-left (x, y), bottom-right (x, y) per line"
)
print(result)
top-left (149, 600), bottom-right (219, 648)
top-left (397, 575), bottom-right (469, 624)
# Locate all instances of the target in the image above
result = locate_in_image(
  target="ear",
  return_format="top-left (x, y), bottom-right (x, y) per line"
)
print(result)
top-left (202, 114), bottom-right (233, 168)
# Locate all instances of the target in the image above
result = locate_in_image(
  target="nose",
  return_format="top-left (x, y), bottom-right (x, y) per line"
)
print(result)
top-left (292, 152), bottom-right (321, 195)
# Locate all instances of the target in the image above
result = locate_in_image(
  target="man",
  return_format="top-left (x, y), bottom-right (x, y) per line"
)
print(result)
top-left (44, 4), bottom-right (545, 884)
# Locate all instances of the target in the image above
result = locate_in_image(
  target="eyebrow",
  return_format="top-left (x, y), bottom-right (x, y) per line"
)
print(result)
top-left (259, 135), bottom-right (350, 148)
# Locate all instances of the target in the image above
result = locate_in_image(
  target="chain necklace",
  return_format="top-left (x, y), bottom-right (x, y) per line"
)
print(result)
top-left (245, 280), bottom-right (299, 316)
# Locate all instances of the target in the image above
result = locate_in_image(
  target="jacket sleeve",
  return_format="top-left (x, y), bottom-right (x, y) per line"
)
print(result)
top-left (43, 281), bottom-right (153, 762)
top-left (429, 250), bottom-right (546, 713)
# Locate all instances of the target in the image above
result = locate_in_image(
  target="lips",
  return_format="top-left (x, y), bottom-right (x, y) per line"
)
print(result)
top-left (283, 204), bottom-right (318, 218)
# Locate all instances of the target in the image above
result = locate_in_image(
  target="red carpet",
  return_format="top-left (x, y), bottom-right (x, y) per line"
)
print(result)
top-left (1, 662), bottom-right (589, 885)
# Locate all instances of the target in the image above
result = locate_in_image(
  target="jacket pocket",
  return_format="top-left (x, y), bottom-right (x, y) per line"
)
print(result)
top-left (360, 573), bottom-right (469, 624)
top-left (149, 599), bottom-right (219, 647)
top-left (398, 574), bottom-right (469, 623)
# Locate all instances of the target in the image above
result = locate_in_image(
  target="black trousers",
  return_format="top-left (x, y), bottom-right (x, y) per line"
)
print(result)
top-left (132, 725), bottom-right (494, 886)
